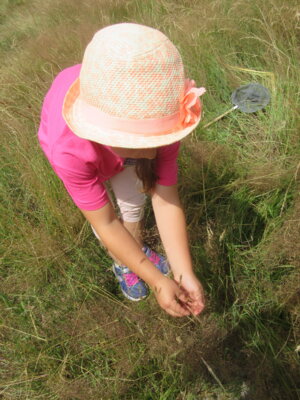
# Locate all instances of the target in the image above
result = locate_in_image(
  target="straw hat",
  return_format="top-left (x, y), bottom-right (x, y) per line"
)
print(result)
top-left (63, 23), bottom-right (206, 149)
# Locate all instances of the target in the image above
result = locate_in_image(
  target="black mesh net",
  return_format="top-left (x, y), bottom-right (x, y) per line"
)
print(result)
top-left (231, 83), bottom-right (270, 113)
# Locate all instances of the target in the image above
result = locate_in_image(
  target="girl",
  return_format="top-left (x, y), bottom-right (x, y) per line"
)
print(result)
top-left (38, 23), bottom-right (206, 317)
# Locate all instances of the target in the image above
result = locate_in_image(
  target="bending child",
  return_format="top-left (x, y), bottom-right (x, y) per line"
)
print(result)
top-left (38, 23), bottom-right (206, 317)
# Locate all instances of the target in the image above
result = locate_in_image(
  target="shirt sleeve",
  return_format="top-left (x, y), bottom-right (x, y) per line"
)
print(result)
top-left (155, 141), bottom-right (181, 186)
top-left (52, 163), bottom-right (110, 211)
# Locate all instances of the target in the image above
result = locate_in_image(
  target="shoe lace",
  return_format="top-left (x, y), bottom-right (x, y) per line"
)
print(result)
top-left (123, 272), bottom-right (140, 287)
top-left (146, 248), bottom-right (161, 265)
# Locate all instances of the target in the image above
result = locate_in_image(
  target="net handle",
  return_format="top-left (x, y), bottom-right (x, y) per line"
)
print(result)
top-left (203, 105), bottom-right (238, 129)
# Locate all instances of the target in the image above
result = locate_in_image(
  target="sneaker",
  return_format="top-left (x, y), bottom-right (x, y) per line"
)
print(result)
top-left (112, 263), bottom-right (149, 301)
top-left (142, 245), bottom-right (170, 276)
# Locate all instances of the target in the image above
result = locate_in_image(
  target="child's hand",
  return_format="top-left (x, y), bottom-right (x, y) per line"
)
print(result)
top-left (152, 276), bottom-right (191, 317)
top-left (174, 272), bottom-right (205, 316)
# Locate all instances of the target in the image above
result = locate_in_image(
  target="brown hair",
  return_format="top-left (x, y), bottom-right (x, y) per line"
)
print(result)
top-left (135, 158), bottom-right (157, 193)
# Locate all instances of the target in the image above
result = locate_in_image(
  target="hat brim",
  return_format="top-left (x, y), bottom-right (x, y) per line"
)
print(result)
top-left (62, 79), bottom-right (201, 149)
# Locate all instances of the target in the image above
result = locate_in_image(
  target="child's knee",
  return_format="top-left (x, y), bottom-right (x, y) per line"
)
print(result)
top-left (117, 200), bottom-right (145, 223)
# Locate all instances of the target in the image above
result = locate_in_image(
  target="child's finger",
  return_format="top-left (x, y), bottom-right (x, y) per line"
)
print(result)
top-left (187, 301), bottom-right (205, 315)
top-left (164, 300), bottom-right (191, 317)
top-left (186, 290), bottom-right (205, 307)
top-left (177, 290), bottom-right (189, 304)
top-left (169, 299), bottom-right (190, 317)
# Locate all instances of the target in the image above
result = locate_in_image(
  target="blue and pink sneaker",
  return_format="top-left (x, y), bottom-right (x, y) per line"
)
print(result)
top-left (142, 245), bottom-right (170, 276)
top-left (112, 246), bottom-right (170, 301)
top-left (112, 263), bottom-right (149, 301)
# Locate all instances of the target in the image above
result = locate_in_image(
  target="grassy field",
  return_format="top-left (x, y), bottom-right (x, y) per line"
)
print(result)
top-left (0, 0), bottom-right (299, 399)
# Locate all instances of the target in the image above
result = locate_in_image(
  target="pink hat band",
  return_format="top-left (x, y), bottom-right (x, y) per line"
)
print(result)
top-left (71, 78), bottom-right (206, 136)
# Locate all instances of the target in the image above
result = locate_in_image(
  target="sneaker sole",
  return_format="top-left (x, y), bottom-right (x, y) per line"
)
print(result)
top-left (112, 264), bottom-right (148, 302)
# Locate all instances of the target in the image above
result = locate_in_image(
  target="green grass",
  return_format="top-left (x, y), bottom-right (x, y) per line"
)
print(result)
top-left (1, 0), bottom-right (299, 399)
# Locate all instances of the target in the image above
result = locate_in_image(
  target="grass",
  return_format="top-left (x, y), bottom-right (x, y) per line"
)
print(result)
top-left (1, 0), bottom-right (300, 398)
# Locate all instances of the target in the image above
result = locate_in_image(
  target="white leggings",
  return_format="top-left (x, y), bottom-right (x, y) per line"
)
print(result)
top-left (91, 165), bottom-right (146, 240)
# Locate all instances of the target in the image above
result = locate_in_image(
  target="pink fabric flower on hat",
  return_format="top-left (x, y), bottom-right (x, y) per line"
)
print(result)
top-left (179, 79), bottom-right (206, 127)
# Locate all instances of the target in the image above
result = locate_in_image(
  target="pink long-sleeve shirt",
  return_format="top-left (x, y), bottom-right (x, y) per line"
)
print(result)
top-left (38, 64), bottom-right (180, 211)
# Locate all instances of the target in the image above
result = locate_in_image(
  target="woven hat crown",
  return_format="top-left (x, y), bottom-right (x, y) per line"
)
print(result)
top-left (79, 23), bottom-right (185, 120)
